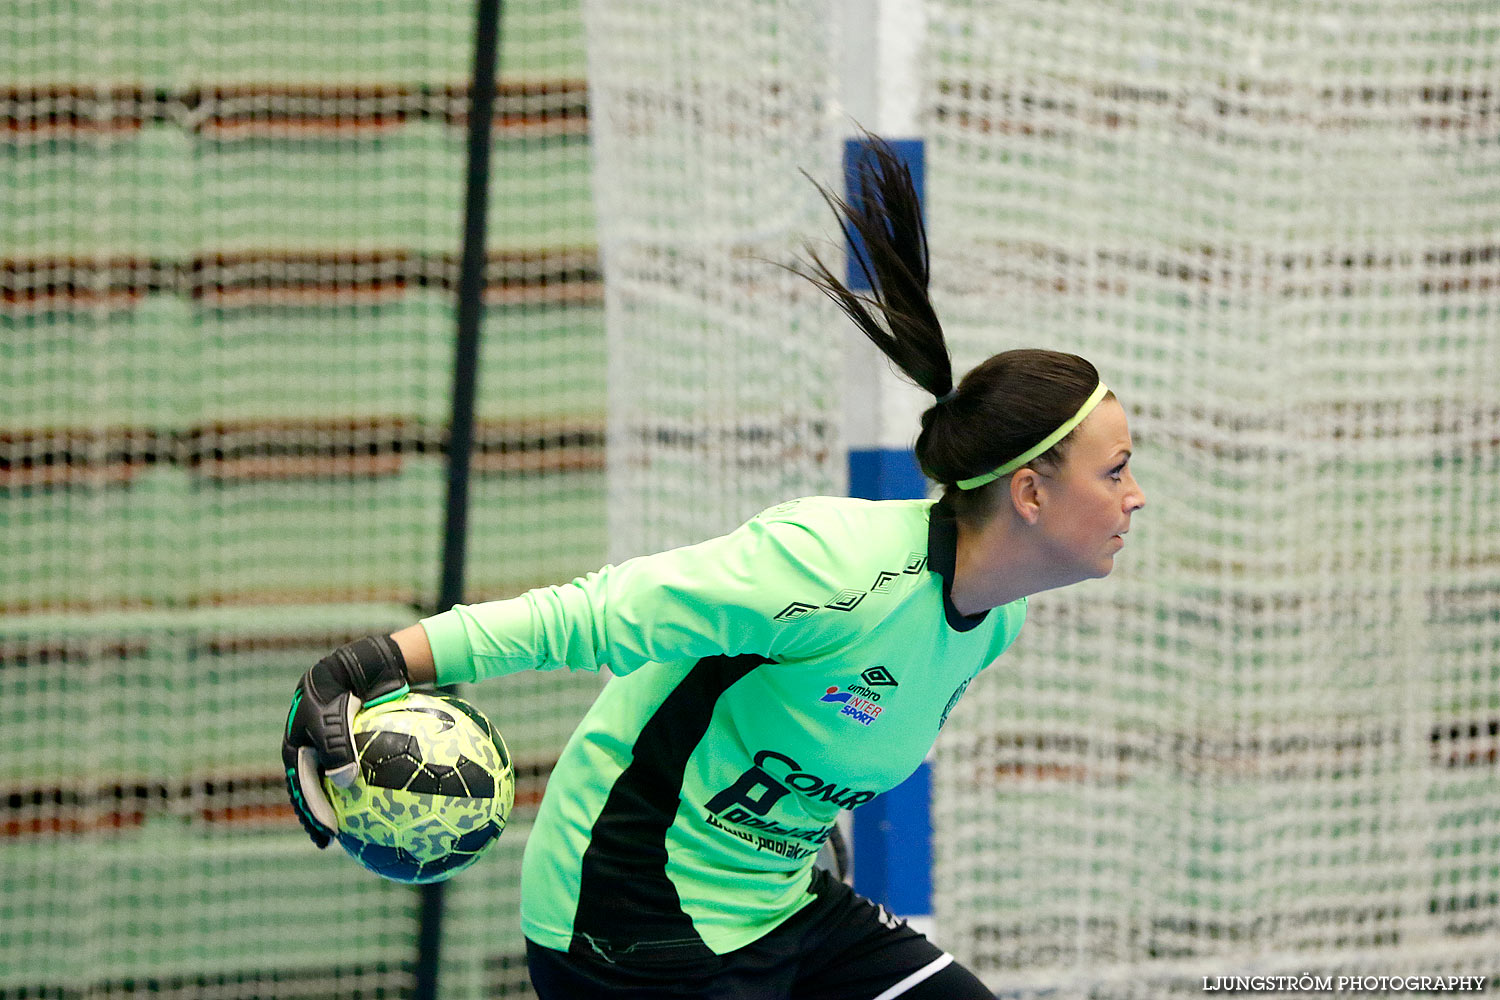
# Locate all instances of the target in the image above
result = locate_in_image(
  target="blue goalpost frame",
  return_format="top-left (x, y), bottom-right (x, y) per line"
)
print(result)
top-left (842, 136), bottom-right (936, 926)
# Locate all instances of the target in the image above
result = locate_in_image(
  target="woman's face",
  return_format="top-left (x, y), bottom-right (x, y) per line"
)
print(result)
top-left (1032, 397), bottom-right (1145, 580)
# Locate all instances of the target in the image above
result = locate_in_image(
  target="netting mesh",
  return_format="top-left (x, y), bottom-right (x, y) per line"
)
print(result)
top-left (581, 0), bottom-right (1500, 994)
top-left (581, 0), bottom-right (845, 559)
top-left (920, 2), bottom-right (1500, 994)
top-left (3, 1), bottom-right (601, 996)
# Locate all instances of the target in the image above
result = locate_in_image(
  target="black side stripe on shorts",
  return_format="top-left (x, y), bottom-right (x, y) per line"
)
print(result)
top-left (570, 653), bottom-right (771, 963)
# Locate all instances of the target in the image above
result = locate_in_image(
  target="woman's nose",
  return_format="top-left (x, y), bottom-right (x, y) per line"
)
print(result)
top-left (1125, 470), bottom-right (1145, 512)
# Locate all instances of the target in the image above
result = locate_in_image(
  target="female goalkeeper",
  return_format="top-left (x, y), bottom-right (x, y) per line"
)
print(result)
top-left (284, 138), bottom-right (1145, 1000)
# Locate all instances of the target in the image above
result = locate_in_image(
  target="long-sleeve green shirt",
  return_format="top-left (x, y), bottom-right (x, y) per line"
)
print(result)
top-left (419, 495), bottom-right (1026, 961)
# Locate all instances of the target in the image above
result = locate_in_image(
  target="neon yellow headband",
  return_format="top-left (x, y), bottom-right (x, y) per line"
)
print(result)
top-left (955, 381), bottom-right (1110, 491)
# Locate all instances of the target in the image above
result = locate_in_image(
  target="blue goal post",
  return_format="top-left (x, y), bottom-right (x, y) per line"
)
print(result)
top-left (841, 135), bottom-right (935, 931)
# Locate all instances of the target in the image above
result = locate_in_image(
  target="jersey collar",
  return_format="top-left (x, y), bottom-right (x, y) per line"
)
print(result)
top-left (928, 497), bottom-right (989, 633)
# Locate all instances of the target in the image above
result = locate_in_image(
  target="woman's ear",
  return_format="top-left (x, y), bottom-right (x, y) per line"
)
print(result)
top-left (1009, 468), bottom-right (1044, 525)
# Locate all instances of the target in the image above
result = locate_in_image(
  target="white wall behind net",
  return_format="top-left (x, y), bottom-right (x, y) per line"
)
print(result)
top-left (585, 1), bottom-right (1500, 996)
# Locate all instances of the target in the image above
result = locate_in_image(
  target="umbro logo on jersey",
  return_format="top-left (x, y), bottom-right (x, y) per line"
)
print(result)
top-left (774, 591), bottom-right (866, 622)
top-left (861, 666), bottom-right (897, 687)
top-left (773, 553), bottom-right (927, 624)
top-left (824, 589), bottom-right (865, 612)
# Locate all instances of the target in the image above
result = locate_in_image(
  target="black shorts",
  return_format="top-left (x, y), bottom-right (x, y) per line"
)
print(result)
top-left (525, 868), bottom-right (992, 1000)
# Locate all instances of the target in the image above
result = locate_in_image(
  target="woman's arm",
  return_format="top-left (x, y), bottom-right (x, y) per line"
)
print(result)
top-left (416, 509), bottom-right (857, 687)
top-left (390, 623), bottom-right (436, 685)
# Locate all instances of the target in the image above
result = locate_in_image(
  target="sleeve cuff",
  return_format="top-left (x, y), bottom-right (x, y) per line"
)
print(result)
top-left (418, 608), bottom-right (478, 686)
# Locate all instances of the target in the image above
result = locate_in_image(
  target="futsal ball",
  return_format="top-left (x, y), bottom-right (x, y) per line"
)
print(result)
top-left (322, 691), bottom-right (515, 884)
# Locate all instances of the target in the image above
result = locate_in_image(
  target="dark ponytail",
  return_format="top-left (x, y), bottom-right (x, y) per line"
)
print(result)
top-left (797, 136), bottom-right (1108, 516)
top-left (797, 137), bottom-right (955, 401)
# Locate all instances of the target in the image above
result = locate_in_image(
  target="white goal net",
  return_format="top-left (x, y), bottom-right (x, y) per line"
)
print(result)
top-left (583, 1), bottom-right (1500, 996)
top-left (582, 1), bottom-right (846, 559)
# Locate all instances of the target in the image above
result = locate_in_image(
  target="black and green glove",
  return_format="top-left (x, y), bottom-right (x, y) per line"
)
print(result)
top-left (281, 635), bottom-right (410, 848)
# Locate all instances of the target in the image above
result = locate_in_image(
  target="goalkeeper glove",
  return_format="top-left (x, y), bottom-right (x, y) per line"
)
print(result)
top-left (281, 635), bottom-right (410, 848)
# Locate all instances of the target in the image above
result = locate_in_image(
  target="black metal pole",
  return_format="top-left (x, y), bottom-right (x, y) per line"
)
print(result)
top-left (414, 1), bottom-right (502, 997)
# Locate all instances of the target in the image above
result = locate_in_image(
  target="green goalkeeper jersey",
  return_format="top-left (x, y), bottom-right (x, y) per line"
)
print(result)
top-left (419, 495), bottom-right (1026, 961)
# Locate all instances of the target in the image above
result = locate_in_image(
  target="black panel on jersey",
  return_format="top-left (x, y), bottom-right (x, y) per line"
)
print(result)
top-left (928, 497), bottom-right (990, 633)
top-left (570, 652), bottom-right (772, 965)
